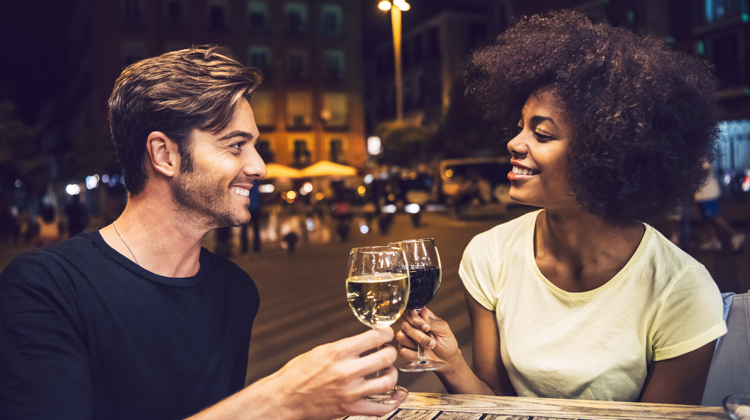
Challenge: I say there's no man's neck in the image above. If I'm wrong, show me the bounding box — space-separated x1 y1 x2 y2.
100 190 209 278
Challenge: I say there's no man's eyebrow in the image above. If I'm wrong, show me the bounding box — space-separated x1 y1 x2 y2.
217 130 256 141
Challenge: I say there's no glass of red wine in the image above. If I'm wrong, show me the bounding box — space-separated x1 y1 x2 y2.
389 238 446 372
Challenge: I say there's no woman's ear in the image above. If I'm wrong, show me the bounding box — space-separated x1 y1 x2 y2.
145 131 179 178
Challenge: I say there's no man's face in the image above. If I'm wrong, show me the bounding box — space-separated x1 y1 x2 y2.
171 100 266 228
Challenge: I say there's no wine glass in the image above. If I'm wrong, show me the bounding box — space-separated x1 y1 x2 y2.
389 238 446 372
346 246 410 404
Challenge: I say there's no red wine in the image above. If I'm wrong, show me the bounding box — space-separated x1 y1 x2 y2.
407 266 441 309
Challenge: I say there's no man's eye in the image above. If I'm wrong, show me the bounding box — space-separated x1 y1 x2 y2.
231 141 246 150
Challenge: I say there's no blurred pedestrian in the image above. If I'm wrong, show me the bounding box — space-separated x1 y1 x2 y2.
65 194 89 238
694 161 745 252
240 182 261 254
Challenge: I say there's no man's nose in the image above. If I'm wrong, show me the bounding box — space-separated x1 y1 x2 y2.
244 149 267 179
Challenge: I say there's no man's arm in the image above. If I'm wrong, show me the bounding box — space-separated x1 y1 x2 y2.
0 283 95 419
187 328 401 420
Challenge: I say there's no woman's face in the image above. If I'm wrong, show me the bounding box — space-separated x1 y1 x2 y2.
507 89 576 210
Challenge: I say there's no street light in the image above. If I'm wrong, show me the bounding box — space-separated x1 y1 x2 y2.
378 0 410 122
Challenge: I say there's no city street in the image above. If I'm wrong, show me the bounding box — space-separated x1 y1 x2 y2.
1 206 748 394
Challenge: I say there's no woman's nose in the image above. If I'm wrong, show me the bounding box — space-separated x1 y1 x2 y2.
507 132 528 157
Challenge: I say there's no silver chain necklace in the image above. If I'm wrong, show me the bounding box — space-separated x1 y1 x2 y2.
113 220 140 266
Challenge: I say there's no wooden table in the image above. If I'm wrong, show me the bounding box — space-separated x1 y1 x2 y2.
340 392 726 419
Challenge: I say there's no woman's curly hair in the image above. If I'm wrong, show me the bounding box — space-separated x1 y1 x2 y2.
467 10 719 225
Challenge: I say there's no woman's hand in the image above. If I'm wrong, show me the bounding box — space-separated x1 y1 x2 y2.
396 307 460 366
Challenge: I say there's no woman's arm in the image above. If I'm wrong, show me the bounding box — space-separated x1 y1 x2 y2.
396 288 516 396
457 289 516 396
638 341 715 404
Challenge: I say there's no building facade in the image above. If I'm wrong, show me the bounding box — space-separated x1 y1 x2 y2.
85 0 367 169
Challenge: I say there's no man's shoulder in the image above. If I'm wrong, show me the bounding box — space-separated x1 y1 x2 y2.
0 232 100 288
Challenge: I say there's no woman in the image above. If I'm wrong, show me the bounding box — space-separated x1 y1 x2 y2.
397 10 726 404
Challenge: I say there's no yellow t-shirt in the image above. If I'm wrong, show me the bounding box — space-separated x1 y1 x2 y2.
459 210 727 401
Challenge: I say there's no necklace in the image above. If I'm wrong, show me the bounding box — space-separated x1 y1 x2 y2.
113 220 140 266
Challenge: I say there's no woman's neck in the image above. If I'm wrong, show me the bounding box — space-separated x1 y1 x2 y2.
534 208 645 292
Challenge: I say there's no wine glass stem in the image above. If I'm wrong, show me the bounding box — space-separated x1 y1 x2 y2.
415 308 427 363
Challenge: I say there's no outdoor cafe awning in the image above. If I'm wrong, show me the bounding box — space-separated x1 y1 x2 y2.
299 161 357 178
265 163 303 179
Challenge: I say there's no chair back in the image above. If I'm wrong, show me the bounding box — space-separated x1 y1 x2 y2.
702 292 750 406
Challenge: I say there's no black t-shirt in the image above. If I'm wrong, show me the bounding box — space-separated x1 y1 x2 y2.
0 231 260 420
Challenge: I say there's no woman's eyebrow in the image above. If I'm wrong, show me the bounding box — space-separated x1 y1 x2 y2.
529 115 557 128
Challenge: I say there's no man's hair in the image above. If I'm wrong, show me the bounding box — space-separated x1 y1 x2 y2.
108 45 262 195
467 10 719 225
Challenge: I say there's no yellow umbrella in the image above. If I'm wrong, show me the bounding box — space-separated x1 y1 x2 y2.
300 161 357 177
265 163 303 179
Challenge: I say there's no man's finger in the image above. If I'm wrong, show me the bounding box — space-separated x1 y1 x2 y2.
343 344 397 379
404 309 430 331
332 328 394 358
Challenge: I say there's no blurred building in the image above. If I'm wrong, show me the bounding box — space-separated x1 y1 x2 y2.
366 0 749 191
63 0 367 171
365 1 512 131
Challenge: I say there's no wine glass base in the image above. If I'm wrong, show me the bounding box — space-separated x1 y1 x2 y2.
400 359 447 373
366 386 409 404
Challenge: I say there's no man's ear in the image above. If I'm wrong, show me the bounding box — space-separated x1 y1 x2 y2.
145 131 179 178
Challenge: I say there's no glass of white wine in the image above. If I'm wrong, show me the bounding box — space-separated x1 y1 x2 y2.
346 246 410 404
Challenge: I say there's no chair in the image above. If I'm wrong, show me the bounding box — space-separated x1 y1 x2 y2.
702 292 750 406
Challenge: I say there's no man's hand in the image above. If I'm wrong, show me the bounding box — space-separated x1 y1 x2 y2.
252 327 401 420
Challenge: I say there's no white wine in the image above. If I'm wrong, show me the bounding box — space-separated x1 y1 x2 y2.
346 273 409 328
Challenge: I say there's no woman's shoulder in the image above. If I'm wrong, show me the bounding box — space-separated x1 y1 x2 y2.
469 210 539 247
640 224 716 293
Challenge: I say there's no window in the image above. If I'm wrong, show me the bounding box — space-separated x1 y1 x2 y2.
412 34 423 62
427 27 439 57
208 0 229 30
248 46 271 77
286 92 313 128
699 0 746 24
293 140 312 166
329 139 345 163
288 50 308 81
121 40 148 68
122 0 145 26
247 1 268 33
164 42 190 53
251 90 275 127
321 93 348 128
323 50 345 81
285 2 308 34
469 23 486 49
256 139 274 163
165 0 186 27
713 35 742 87
321 4 342 37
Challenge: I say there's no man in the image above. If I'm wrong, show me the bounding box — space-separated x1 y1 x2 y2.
0 46 400 420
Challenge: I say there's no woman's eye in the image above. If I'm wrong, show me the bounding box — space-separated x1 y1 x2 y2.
534 132 553 141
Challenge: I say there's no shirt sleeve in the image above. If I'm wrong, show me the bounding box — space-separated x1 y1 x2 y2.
0 257 95 420
651 263 727 361
459 232 499 311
